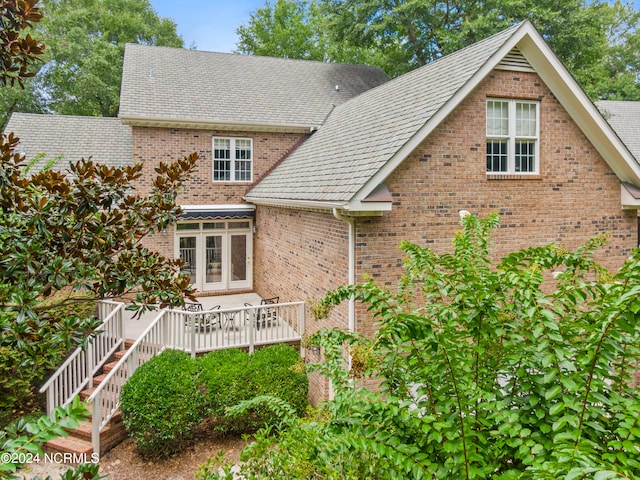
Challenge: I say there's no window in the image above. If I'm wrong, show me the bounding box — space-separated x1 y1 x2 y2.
213 137 253 182
486 99 539 174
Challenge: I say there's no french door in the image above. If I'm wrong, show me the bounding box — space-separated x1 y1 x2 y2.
176 221 252 292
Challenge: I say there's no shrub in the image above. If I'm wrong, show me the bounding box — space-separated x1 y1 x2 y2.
249 344 308 415
120 349 204 458
198 345 307 433
199 214 640 479
198 348 251 420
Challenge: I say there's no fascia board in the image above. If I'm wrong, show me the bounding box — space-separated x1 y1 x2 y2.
119 115 314 134
517 34 640 185
350 24 531 205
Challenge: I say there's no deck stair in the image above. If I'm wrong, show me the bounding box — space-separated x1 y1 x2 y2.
44 340 135 456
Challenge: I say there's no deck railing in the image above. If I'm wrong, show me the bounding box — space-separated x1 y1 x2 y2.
166 301 305 356
39 300 124 414
88 301 304 454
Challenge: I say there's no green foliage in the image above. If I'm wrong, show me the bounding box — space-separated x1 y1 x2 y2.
249 344 308 416
120 349 205 458
122 345 308 458
0 133 197 416
199 348 252 421
199 344 308 434
240 0 640 99
0 0 44 88
215 214 640 479
0 397 96 480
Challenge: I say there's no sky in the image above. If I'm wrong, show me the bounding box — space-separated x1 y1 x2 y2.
149 0 264 53
149 0 640 54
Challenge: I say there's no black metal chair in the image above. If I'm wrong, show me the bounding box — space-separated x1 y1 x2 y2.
197 305 222 332
244 296 279 330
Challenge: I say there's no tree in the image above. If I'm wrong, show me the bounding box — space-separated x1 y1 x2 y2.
0 0 183 125
201 214 640 479
236 0 385 68
238 0 640 99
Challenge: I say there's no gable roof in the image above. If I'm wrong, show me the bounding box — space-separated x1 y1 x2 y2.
119 44 390 132
597 101 640 162
246 21 640 212
4 113 132 171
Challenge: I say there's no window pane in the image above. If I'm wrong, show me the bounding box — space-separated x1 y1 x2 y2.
516 103 536 137
214 138 230 159
176 223 200 230
486 141 508 172
487 100 509 136
213 138 231 181
179 236 197 285
205 236 223 283
228 221 250 229
203 222 225 230
213 160 231 181
515 141 536 172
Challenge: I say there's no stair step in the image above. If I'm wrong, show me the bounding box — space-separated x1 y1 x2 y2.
79 387 95 400
114 349 128 360
44 435 93 456
124 338 136 348
102 360 119 373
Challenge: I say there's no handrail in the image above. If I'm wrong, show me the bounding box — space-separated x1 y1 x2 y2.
39 300 124 414
88 300 306 454
89 308 167 454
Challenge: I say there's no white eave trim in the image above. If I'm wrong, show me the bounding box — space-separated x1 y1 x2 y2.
351 21 640 205
621 184 640 210
119 115 316 134
245 195 392 215
352 24 531 204
181 204 255 213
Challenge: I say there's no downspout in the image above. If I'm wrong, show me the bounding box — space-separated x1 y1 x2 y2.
333 208 356 361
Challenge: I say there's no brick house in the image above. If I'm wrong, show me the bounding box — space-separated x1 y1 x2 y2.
7 21 640 404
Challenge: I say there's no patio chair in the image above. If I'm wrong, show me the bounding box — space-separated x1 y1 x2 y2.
244 296 279 330
197 305 222 332
183 302 223 331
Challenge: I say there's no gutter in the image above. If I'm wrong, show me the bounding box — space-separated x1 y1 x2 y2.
332 208 356 340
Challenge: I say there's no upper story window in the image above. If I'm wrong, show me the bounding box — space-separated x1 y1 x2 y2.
486 99 539 174
213 137 253 182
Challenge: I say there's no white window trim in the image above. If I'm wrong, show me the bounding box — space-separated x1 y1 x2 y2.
212 136 254 183
486 99 540 175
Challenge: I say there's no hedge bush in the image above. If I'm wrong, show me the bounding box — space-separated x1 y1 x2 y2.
198 348 251 419
120 349 204 458
249 344 308 415
198 344 308 433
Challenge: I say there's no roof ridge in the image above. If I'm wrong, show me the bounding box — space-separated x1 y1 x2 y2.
124 42 387 72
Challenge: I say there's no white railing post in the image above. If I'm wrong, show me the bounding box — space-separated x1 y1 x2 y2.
190 314 196 359
86 340 95 381
92 390 101 455
298 303 305 358
248 307 255 354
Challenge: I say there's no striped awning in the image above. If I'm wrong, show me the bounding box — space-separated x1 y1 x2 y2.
179 204 255 220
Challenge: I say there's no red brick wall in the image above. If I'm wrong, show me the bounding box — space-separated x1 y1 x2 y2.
253 205 350 404
131 126 306 259
354 69 637 338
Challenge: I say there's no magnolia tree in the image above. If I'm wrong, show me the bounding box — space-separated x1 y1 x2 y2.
0 2 196 476
202 214 640 479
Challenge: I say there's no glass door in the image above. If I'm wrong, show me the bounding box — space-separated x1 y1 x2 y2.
175 221 252 292
178 236 197 286
229 233 251 289
203 234 224 290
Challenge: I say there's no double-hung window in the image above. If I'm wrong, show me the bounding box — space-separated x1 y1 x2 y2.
213 137 253 182
486 99 539 174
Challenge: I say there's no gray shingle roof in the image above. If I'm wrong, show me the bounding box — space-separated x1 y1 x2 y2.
119 44 390 128
597 100 640 162
246 23 522 204
4 113 132 171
